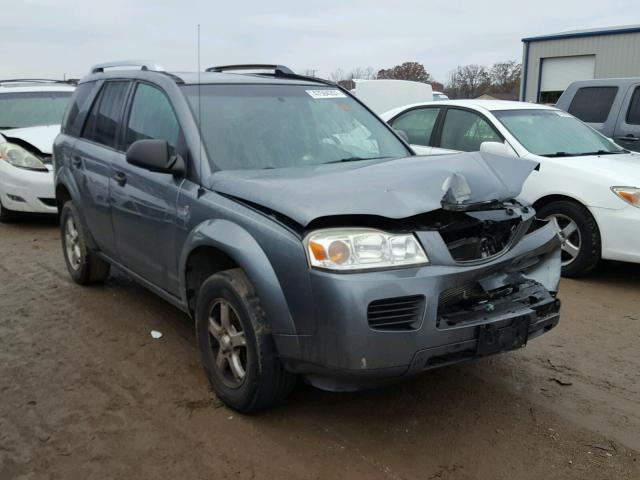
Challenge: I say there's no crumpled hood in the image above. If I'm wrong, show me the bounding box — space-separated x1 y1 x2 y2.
0 125 61 155
209 151 539 227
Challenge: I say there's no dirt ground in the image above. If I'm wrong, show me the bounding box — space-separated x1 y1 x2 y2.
1 218 639 480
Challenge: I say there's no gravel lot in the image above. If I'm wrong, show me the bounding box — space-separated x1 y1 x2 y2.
1 218 639 480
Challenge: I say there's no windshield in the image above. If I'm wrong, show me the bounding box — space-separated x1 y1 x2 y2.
182 84 410 170
0 91 73 129
493 109 624 157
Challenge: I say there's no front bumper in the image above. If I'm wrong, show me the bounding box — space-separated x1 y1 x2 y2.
591 205 640 264
277 222 561 391
0 162 56 214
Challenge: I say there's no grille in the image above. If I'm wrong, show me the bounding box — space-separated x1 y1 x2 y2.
440 218 521 262
367 295 425 330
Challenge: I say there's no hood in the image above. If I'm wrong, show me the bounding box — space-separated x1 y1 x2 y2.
0 125 61 155
209 151 539 227
534 152 640 185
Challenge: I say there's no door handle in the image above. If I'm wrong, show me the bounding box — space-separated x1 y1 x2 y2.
72 156 82 167
113 171 127 187
616 135 640 142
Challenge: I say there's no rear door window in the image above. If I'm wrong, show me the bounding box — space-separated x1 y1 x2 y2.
625 87 640 125
439 108 501 152
567 86 618 123
81 81 130 149
124 83 180 155
389 107 440 146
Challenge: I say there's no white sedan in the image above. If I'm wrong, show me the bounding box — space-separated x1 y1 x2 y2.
382 100 640 276
0 79 75 222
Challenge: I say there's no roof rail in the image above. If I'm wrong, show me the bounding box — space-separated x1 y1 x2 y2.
90 60 165 74
0 78 77 85
205 64 295 75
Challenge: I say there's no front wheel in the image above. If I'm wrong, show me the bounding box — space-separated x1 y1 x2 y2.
60 201 110 284
195 269 296 412
536 200 601 277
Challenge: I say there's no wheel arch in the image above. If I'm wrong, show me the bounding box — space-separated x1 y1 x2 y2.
532 193 600 229
179 219 298 339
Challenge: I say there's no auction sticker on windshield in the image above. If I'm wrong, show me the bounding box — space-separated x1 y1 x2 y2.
306 89 347 99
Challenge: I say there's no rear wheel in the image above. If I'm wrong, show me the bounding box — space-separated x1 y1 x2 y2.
60 201 110 284
195 268 296 412
537 200 601 277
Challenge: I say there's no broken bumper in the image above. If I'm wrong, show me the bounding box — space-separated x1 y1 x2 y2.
278 222 561 391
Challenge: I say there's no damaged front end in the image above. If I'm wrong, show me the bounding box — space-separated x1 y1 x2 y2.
210 152 562 389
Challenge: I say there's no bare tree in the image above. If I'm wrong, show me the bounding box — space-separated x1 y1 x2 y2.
350 67 376 80
489 61 521 94
328 69 347 83
445 64 490 99
377 62 433 83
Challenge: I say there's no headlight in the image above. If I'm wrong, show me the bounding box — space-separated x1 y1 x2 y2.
0 142 47 171
612 187 640 208
305 228 429 271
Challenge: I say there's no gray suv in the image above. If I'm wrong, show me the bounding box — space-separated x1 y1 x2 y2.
54 61 562 412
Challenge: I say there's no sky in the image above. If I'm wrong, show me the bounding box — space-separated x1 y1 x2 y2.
2 0 638 83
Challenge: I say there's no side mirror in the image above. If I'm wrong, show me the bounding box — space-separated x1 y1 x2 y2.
480 141 516 157
126 139 185 176
394 129 410 143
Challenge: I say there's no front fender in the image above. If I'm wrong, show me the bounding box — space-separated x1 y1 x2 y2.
179 219 298 338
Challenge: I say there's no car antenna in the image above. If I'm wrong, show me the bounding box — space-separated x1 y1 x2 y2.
197 24 205 196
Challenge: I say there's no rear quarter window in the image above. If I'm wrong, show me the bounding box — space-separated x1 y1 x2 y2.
62 82 99 136
568 86 618 123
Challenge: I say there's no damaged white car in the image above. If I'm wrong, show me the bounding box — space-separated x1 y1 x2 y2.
0 79 75 221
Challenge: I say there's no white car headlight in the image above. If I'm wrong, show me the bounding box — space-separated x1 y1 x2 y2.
305 228 429 271
611 187 640 208
0 142 47 171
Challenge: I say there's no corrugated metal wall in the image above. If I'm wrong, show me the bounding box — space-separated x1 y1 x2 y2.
521 32 640 102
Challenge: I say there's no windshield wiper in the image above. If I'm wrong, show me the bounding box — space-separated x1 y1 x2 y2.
574 150 627 156
325 156 393 164
541 152 572 158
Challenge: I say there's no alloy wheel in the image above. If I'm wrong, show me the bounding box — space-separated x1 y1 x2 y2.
547 214 581 267
208 299 248 388
64 217 82 271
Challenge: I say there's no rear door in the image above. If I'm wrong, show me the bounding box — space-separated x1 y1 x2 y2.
387 106 441 154
72 80 131 257
613 84 640 152
110 82 186 293
433 107 503 153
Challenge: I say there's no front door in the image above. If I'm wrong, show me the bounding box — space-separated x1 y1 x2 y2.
110 82 185 294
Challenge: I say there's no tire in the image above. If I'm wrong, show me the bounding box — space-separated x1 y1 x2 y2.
536 200 601 278
195 268 296 413
0 201 19 223
60 201 110 285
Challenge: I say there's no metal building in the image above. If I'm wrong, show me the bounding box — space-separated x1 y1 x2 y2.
520 24 640 103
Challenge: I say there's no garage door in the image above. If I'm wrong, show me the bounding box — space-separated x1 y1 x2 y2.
539 55 595 103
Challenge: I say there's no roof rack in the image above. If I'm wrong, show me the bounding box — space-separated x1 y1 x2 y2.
0 78 77 86
90 60 165 74
205 64 295 75
204 64 340 90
